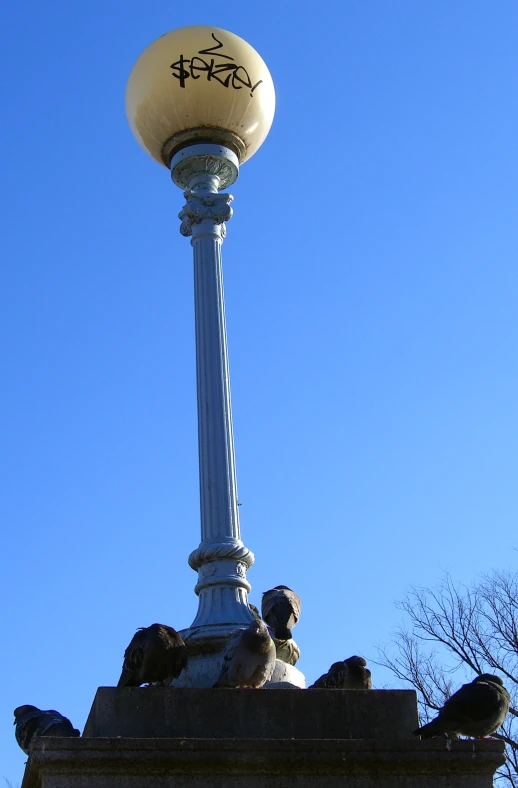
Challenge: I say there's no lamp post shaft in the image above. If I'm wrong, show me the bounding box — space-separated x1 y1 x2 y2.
192 212 240 544
172 148 254 677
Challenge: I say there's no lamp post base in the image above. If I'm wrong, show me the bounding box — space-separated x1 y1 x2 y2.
172 623 305 688
171 653 306 689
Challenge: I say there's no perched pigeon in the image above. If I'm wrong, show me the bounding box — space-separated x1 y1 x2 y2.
261 585 301 640
214 620 276 688
13 705 80 754
414 674 510 739
249 604 262 621
117 623 187 687
308 656 372 689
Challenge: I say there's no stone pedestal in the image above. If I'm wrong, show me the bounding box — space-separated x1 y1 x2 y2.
21 687 505 788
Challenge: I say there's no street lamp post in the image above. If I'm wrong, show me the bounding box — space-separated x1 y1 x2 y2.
126 26 304 687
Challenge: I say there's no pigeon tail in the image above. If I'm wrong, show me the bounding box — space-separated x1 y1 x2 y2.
413 720 447 739
117 670 137 688
47 723 80 738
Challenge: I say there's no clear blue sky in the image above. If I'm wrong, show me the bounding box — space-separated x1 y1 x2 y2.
2 0 518 780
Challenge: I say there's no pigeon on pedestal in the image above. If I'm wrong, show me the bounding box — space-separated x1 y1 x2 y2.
14 705 80 754
214 620 276 688
117 623 187 687
261 585 301 640
414 674 510 739
309 655 372 689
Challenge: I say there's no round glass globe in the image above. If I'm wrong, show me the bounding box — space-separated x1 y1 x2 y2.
125 26 275 167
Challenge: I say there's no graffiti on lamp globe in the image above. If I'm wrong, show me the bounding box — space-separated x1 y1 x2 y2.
170 33 263 96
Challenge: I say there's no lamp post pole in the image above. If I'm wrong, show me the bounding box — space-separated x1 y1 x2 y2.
171 145 255 664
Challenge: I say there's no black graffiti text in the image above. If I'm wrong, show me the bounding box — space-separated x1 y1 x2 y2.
170 33 263 97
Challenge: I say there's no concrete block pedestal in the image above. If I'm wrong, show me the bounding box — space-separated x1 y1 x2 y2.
21 688 506 788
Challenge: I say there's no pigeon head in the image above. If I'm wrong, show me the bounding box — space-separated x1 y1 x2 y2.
328 661 347 673
345 655 367 667
14 705 39 722
241 619 275 656
249 619 269 636
474 674 504 686
262 585 293 595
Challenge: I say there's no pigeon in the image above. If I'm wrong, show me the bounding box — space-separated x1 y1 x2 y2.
213 620 276 688
308 656 372 689
117 623 187 687
261 585 301 640
13 705 80 754
249 604 262 621
413 674 510 739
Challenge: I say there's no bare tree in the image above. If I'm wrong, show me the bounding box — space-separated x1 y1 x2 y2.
377 570 518 787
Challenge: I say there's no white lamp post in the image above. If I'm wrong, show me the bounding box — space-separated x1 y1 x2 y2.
126 26 303 687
